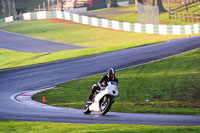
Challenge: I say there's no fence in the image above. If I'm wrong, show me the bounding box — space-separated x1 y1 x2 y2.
163 0 198 3
169 0 200 22
0 11 200 35
169 11 200 21
137 3 160 24
169 0 199 12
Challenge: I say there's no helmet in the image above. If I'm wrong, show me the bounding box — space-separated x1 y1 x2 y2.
107 68 116 78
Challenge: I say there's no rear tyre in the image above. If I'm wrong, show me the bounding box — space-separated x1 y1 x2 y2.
83 99 91 114
99 95 112 115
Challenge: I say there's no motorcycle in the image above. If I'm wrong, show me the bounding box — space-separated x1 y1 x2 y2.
83 81 119 115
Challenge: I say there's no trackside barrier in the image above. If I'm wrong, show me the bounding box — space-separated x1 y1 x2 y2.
1 11 200 35
5 16 14 23
0 18 5 23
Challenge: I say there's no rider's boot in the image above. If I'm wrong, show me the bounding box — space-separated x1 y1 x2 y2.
88 86 96 101
87 84 98 102
88 95 93 101
87 95 93 104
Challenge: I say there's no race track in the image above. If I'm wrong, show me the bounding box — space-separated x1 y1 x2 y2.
0 30 200 126
0 30 86 53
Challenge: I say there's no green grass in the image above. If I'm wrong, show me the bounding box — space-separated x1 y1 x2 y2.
0 121 200 133
0 20 193 70
97 11 197 25
94 3 200 25
89 4 136 12
0 2 199 130
32 48 200 115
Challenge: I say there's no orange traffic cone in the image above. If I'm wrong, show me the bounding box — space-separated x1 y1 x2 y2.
42 96 46 102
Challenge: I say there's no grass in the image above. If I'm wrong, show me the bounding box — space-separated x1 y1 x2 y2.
94 3 200 25
32 48 200 115
0 2 199 130
89 3 136 12
0 19 194 70
0 120 200 133
0 3 199 116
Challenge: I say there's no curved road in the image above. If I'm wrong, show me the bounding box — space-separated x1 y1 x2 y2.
0 31 200 126
0 30 86 53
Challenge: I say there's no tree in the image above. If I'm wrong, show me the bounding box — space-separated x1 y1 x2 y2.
198 0 200 8
156 0 167 12
109 0 119 7
138 0 143 4
152 0 167 13
1 0 5 18
137 0 167 13
0 0 16 18
135 0 143 11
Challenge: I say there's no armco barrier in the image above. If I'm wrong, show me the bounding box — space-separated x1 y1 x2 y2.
1 11 200 35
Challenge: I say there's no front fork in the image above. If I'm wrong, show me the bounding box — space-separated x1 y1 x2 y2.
102 95 115 104
111 97 115 103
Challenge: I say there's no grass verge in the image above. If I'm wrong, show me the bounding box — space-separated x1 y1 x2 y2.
0 19 194 70
0 121 200 133
95 4 200 25
32 48 200 115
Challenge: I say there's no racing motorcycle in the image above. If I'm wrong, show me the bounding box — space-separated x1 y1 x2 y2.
83 81 119 115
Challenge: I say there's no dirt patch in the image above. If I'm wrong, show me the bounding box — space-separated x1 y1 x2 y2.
78 10 137 17
46 18 80 25
45 18 132 33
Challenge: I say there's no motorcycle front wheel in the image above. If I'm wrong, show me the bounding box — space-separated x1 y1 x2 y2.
82 99 91 114
99 95 112 115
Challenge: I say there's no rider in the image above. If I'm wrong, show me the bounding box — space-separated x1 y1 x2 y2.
88 68 118 101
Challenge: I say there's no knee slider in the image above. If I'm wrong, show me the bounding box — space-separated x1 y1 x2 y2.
92 84 98 89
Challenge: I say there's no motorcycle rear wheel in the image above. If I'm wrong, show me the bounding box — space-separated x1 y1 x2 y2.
100 95 112 115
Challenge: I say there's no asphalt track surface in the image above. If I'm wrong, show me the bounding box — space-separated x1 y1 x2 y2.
0 30 86 53
0 31 200 126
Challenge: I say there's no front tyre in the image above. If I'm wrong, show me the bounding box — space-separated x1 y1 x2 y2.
83 99 91 114
100 95 112 115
